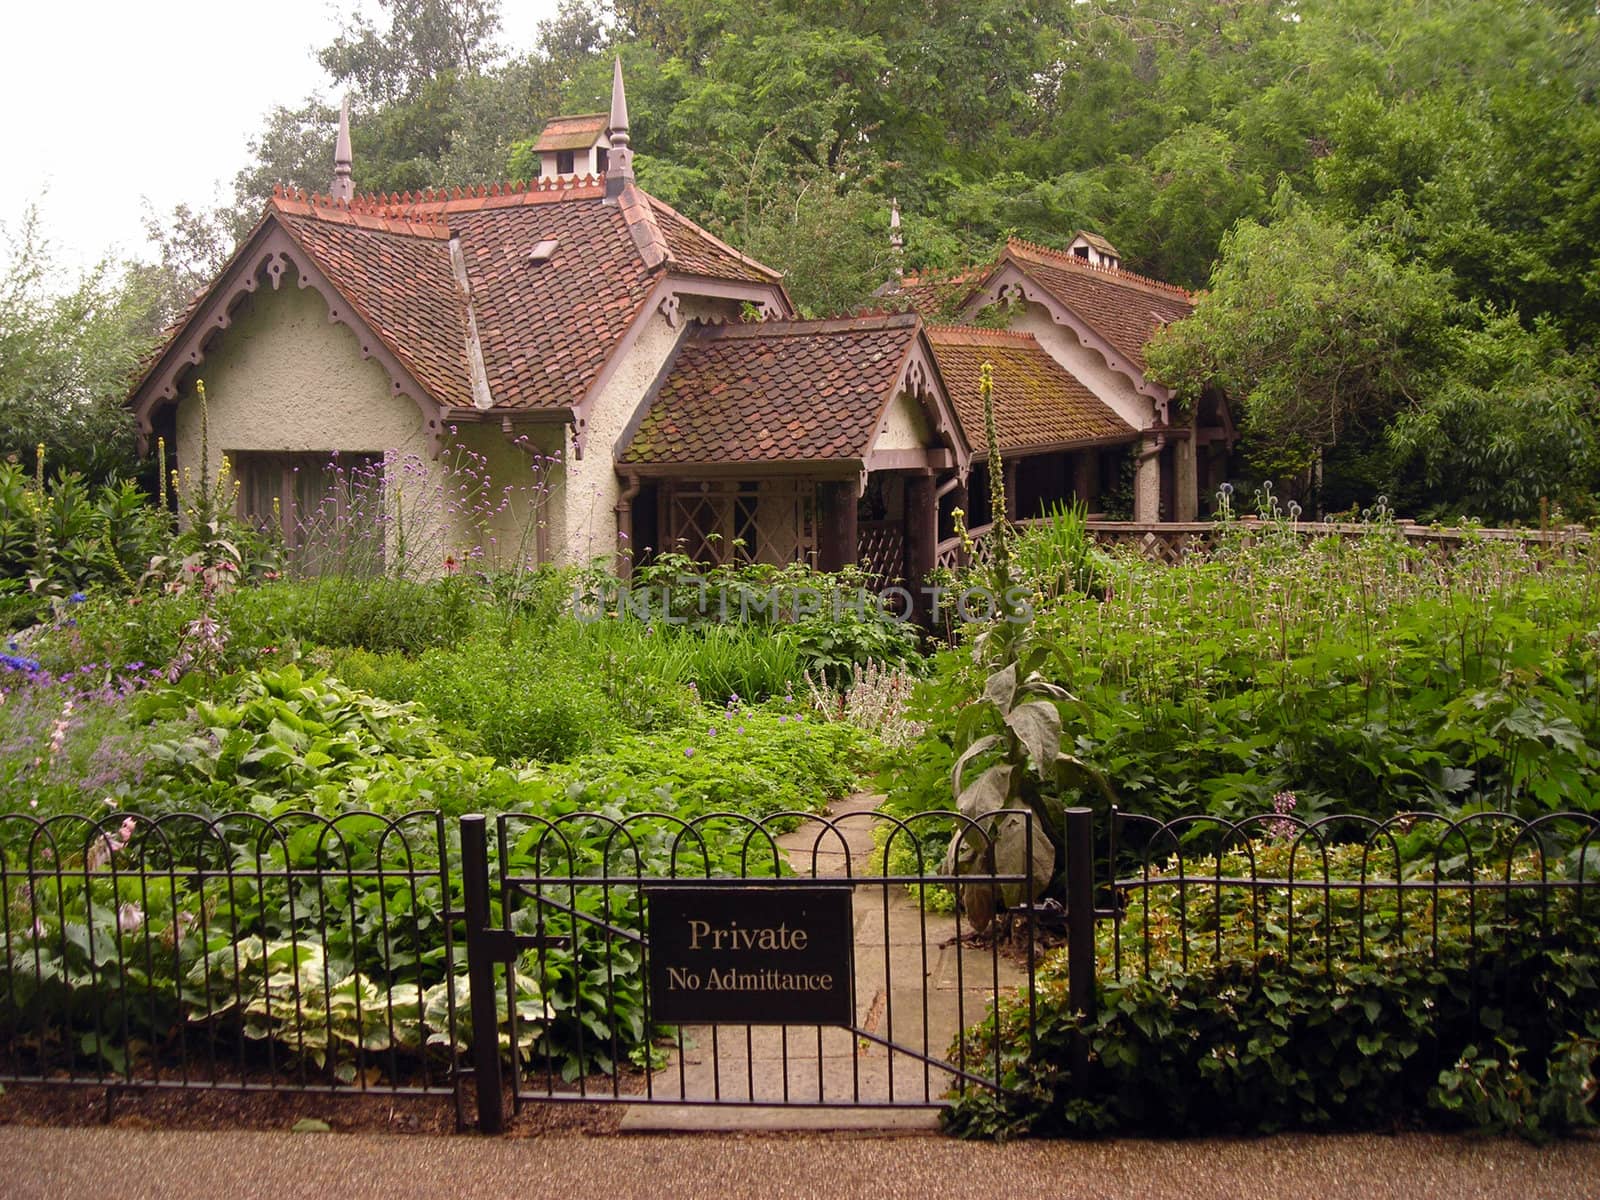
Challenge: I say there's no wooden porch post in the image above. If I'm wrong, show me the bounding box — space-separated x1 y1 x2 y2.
817 479 858 572
1174 422 1199 522
1003 459 1020 522
903 473 937 625
1072 451 1099 508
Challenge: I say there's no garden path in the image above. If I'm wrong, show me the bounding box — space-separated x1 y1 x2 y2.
620 793 1025 1131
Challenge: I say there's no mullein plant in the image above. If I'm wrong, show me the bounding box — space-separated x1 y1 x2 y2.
941 362 1116 932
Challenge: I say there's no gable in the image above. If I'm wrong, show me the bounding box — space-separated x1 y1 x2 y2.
873 390 933 452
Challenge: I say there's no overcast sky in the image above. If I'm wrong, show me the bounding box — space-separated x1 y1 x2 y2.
1 0 558 278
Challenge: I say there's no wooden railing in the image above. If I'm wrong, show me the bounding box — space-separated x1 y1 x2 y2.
934 518 1593 571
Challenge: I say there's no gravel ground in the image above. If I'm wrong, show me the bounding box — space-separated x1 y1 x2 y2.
5 1126 1598 1200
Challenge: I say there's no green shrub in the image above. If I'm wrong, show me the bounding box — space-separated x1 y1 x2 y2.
321 646 427 702
587 555 922 685
533 702 869 821
946 839 1600 1140
128 666 511 817
0 459 166 610
575 617 803 706
28 590 202 677
890 525 1600 830
225 577 479 657
411 635 609 763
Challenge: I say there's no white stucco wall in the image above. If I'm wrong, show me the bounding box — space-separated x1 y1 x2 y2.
1012 306 1155 432
874 389 933 451
446 422 563 570
174 279 456 571
559 294 742 566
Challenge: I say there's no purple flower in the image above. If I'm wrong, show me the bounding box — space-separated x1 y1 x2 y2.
684 747 695 758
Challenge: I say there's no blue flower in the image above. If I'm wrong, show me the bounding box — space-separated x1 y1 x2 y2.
68 592 87 604
0 653 42 674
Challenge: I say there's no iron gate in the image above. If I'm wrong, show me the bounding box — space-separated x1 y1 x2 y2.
459 804 1039 1131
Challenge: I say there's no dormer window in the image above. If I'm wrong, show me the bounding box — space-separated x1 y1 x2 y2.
531 112 612 181
1068 230 1121 271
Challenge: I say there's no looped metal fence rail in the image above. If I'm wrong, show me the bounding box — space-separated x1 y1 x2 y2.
2 803 1595 1131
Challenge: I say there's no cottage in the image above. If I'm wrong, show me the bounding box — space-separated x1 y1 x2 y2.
128 62 1224 603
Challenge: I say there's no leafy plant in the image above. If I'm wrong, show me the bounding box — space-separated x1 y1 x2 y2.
947 838 1600 1140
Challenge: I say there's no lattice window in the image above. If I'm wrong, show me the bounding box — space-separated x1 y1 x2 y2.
665 481 815 567
857 520 906 587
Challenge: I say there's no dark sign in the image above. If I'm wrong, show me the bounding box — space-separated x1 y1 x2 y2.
645 886 853 1025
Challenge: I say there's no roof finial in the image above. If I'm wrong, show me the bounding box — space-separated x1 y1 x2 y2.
890 197 904 275
331 95 354 203
604 56 634 204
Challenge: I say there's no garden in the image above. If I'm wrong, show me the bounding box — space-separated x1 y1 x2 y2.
1 418 1597 1137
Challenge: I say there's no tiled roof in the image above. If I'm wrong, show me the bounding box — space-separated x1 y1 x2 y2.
649 197 782 283
141 177 786 416
891 240 1191 376
619 313 922 466
446 190 658 409
1003 239 1191 374
533 113 608 152
925 326 1134 455
274 210 473 408
893 268 985 321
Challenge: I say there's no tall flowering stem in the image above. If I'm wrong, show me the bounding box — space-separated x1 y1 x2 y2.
982 362 1011 575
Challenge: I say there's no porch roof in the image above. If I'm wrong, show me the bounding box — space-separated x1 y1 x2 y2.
617 312 962 469
925 325 1136 455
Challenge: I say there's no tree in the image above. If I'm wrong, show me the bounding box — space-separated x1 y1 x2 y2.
318 0 504 104
0 209 159 482
1149 190 1456 455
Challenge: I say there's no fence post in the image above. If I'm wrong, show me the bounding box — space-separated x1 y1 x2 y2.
1064 806 1097 1092
460 814 504 1134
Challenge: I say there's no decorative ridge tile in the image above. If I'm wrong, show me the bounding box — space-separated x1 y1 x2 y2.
925 324 1039 346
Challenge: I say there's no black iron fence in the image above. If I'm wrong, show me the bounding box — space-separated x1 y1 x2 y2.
0 804 1035 1130
4 803 1595 1132
1097 808 1600 978
0 809 459 1103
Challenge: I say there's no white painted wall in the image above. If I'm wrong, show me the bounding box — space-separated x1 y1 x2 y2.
874 389 933 450
1011 305 1154 432
174 279 455 570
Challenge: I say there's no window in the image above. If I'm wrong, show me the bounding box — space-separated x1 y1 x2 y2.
232 450 385 575
595 147 609 175
556 149 575 175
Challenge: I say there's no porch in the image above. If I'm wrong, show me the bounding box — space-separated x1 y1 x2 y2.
622 470 946 610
